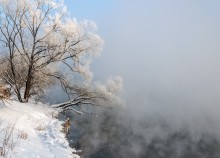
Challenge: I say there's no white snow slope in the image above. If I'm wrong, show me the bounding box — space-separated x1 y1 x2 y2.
0 100 79 158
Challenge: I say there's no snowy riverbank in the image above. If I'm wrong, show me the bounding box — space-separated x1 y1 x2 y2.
0 100 79 158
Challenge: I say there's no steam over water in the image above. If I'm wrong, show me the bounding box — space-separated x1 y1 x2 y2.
65 106 220 158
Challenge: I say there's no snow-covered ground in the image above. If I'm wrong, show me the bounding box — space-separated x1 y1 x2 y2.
0 100 79 158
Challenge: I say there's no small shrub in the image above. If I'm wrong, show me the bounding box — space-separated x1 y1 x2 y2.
0 85 10 100
0 122 19 158
63 118 71 134
36 124 46 131
18 130 28 140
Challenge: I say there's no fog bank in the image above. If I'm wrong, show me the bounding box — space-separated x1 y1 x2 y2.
61 1 220 157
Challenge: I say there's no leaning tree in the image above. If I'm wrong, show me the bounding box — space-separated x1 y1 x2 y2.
0 0 123 113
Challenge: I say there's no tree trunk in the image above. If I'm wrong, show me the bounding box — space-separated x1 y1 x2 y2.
9 58 23 102
24 77 31 102
16 88 23 102
24 66 32 102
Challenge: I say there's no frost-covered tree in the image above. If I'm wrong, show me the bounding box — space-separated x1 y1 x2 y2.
0 0 122 111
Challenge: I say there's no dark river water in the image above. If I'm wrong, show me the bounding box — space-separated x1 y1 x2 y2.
59 108 220 158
